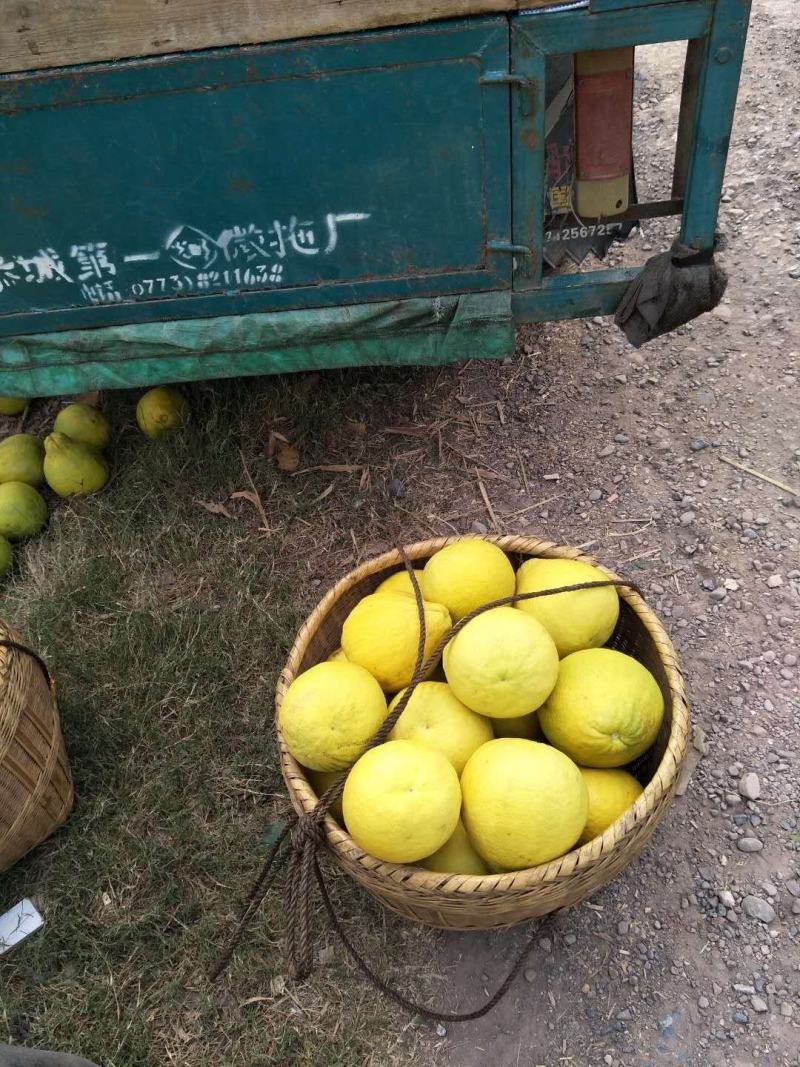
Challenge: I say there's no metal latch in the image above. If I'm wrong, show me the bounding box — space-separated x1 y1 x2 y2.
487 241 532 255
480 71 538 116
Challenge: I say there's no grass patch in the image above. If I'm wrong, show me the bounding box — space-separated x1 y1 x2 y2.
0 371 443 1066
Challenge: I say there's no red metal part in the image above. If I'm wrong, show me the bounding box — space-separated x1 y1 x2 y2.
576 66 634 181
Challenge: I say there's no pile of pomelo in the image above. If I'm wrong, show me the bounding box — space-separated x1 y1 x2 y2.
0 387 189 578
280 539 665 874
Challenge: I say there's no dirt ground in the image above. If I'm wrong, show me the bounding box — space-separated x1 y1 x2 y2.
434 4 800 1064
1 1 798 1065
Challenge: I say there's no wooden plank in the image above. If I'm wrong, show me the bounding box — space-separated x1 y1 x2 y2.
0 0 557 76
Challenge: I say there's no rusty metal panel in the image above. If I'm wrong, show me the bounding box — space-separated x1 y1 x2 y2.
0 19 511 339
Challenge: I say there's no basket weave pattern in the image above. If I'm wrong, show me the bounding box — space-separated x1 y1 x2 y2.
0 621 73 873
276 536 689 930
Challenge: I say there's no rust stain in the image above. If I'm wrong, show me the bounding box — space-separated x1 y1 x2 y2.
520 128 538 150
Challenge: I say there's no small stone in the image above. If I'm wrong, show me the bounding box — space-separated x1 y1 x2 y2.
766 574 783 588
791 899 800 916
617 921 630 935
750 996 768 1014
734 984 756 995
785 880 800 898
588 489 603 502
738 773 761 800
564 933 577 946
617 1008 633 1022
598 444 615 457
733 1011 748 1024
698 996 710 1009
524 967 536 983
470 519 488 534
710 587 727 602
780 1003 794 1018
680 510 696 526
435 1023 447 1037
737 837 763 853
719 890 735 908
539 937 552 953
761 880 778 898
742 896 776 923
690 439 707 451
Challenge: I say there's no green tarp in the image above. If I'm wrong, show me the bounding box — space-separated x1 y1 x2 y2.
0 292 513 397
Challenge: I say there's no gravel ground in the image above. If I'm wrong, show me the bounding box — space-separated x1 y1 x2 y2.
434 3 800 1064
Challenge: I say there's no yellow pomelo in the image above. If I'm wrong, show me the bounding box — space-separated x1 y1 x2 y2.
342 739 461 863
492 711 543 741
421 540 515 622
305 767 345 823
342 592 452 692
43 433 109 497
578 767 643 844
0 397 30 416
389 681 493 774
0 434 45 486
136 386 190 438
461 739 588 870
515 558 619 657
420 818 488 875
279 661 387 772
327 647 348 662
0 535 12 578
443 606 558 718
375 569 424 596
0 481 47 540
53 403 111 450
539 648 664 768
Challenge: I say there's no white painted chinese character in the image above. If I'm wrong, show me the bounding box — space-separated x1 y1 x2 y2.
16 249 73 284
286 217 320 256
217 224 270 263
70 242 117 282
80 280 122 305
267 222 287 259
323 212 371 254
0 258 20 293
165 226 219 271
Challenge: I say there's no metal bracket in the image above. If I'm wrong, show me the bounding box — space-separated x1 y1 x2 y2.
479 71 535 87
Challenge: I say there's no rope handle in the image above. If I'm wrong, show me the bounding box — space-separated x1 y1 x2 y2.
210 552 644 1020
0 638 52 689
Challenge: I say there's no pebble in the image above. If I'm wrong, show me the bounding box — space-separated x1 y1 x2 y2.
680 510 696 526
564 933 577 946
751 995 768 1013
524 967 536 983
766 574 783 588
780 1004 794 1018
617 921 630 935
698 996 710 1009
733 1010 748 1024
690 439 707 451
719 890 735 908
470 520 488 534
588 489 603 502
742 896 776 923
785 880 800 897
737 837 763 853
761 880 778 898
734 984 756 994
738 773 761 800
792 900 800 916
597 444 615 457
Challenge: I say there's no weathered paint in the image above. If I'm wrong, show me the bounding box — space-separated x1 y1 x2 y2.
0 19 511 338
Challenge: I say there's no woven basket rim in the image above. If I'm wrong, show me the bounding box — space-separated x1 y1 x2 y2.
275 534 689 897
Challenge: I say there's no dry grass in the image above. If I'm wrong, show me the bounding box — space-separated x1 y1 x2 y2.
0 369 458 1067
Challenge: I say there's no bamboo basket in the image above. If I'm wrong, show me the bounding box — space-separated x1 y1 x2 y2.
0 621 73 873
276 535 689 930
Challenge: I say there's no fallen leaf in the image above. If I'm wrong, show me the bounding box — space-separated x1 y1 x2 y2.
312 483 334 504
196 500 233 519
276 445 300 472
75 390 101 406
230 490 260 507
359 466 370 491
266 430 290 459
353 422 368 436
269 975 287 997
